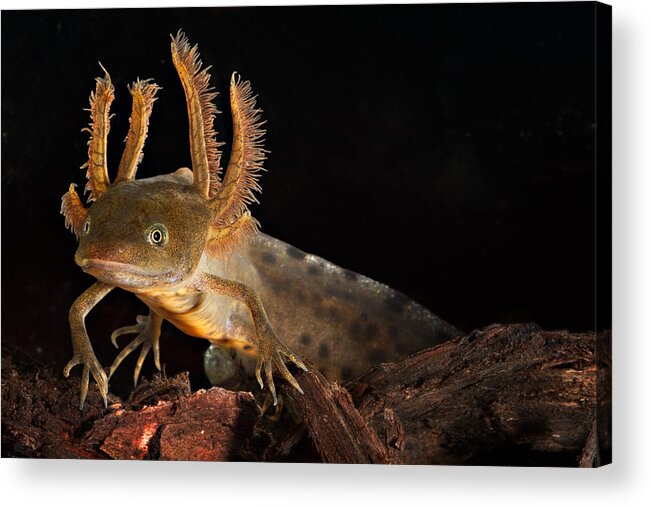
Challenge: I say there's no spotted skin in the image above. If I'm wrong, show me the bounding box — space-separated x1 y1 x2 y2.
202 233 461 385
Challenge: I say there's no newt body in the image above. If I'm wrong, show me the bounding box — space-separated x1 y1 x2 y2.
200 230 460 385
61 32 458 409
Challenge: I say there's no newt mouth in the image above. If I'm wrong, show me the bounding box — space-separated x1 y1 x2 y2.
77 257 152 276
76 257 177 287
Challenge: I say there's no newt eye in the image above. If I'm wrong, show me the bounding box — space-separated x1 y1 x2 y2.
82 218 90 236
146 223 168 246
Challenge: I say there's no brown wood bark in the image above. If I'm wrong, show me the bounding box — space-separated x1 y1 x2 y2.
347 323 609 465
279 363 395 464
1 323 610 466
1 347 260 460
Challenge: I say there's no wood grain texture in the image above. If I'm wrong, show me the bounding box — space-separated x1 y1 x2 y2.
1 323 610 466
349 324 608 466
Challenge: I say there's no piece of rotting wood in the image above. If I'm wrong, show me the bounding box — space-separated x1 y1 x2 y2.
280 362 395 464
348 324 609 466
1 323 610 466
1 346 259 460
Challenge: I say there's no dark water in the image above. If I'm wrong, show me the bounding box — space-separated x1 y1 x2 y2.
1 4 610 393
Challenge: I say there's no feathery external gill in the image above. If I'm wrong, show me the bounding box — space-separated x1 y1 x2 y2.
80 65 114 201
211 73 267 225
61 184 88 239
115 78 161 183
206 210 260 258
170 31 224 198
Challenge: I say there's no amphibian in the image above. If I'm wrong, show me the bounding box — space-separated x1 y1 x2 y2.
61 31 459 409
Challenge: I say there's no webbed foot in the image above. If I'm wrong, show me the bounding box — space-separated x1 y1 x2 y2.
109 312 163 385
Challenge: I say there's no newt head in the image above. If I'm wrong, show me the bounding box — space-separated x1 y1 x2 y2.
61 31 267 290
74 178 212 290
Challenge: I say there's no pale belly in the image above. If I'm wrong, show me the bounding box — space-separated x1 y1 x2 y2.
137 290 255 344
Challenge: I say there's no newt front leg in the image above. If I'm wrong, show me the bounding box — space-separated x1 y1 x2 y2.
191 273 307 405
63 281 114 409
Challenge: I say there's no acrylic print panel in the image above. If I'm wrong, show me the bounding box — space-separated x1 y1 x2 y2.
1 2 611 466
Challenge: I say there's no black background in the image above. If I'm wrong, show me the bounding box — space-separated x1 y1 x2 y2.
1 4 609 393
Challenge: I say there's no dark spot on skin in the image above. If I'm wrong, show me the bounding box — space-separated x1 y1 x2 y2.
368 348 389 363
270 279 290 295
286 245 306 260
364 322 379 339
324 285 339 298
270 280 283 294
300 333 312 346
342 269 358 281
337 289 354 302
361 313 369 321
307 264 321 276
326 306 340 320
349 319 363 336
243 344 253 351
341 367 354 381
388 325 399 336
318 342 330 359
261 252 276 264
294 288 306 302
384 292 410 315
